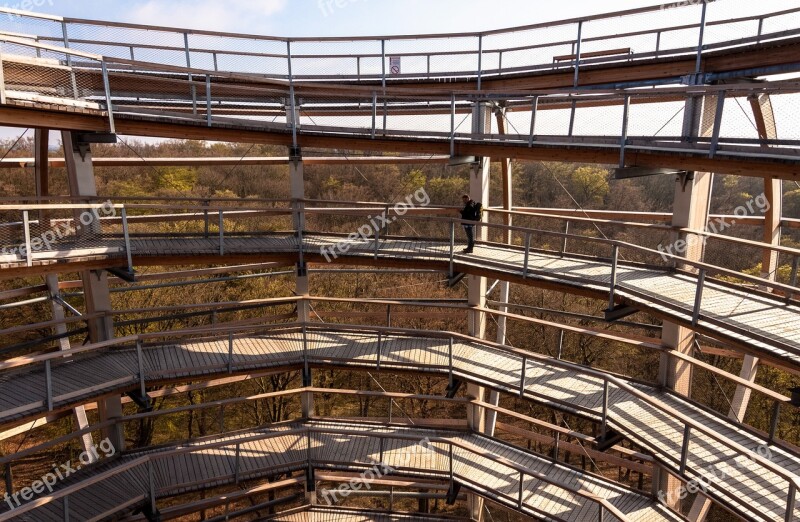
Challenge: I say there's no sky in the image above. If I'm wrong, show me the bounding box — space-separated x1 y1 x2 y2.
12 0 662 37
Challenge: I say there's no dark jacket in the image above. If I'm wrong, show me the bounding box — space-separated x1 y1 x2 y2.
460 200 481 222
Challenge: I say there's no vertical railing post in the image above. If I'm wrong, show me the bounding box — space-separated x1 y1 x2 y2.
374 224 380 260
448 336 454 390
61 22 79 99
522 232 531 279
449 221 455 278
212 52 218 72
695 1 708 74
227 332 234 374
561 221 570 256
757 18 764 44
573 21 583 88
136 340 146 399
709 90 726 158
608 245 619 310
655 31 662 58
518 470 524 508
287 41 298 149
234 443 241 484
528 96 538 147
692 269 706 327
376 332 382 370
205 74 212 127
183 32 197 115
356 56 361 80
121 206 133 273
786 482 797 522
568 98 577 136
679 425 691 474
381 40 387 134
450 93 456 157
476 35 483 91
619 95 630 167
101 61 115 134
519 356 526 398
45 359 53 411
22 210 32 267
371 91 377 139
0 45 6 105
386 304 392 327
600 379 609 439
63 495 69 522
218 210 224 256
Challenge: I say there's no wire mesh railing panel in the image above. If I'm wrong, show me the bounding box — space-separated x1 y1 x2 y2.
572 103 625 137
761 8 800 37
384 36 477 79
483 24 579 74
627 99 685 139
772 93 800 143
0 13 62 41
291 40 376 80
0 42 102 102
719 96 762 141
533 103 572 137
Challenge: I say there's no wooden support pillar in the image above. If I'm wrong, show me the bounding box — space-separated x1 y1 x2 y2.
62 130 124 452
467 102 492 522
749 93 782 283
657 93 716 514
34 129 49 221
484 107 514 438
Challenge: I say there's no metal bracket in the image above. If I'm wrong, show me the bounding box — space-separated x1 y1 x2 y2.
595 428 625 452
289 146 302 164
445 379 463 398
680 73 710 86
125 390 152 411
105 266 137 283
604 304 637 322
677 171 695 192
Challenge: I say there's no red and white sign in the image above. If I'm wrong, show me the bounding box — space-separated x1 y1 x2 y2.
389 56 401 75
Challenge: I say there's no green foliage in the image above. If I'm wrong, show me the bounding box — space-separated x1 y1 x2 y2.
151 167 198 193
569 166 610 207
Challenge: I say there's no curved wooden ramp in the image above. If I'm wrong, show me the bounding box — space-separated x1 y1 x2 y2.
4 234 799 367
0 329 797 521
0 421 678 522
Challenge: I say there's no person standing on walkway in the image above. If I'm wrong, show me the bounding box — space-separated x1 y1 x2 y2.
459 194 482 253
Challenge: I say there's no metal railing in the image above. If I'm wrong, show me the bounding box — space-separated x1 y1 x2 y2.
0 322 797 520
0 418 643 522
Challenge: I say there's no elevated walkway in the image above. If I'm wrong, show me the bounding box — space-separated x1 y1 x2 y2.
2 233 798 368
0 420 680 522
0 328 797 521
